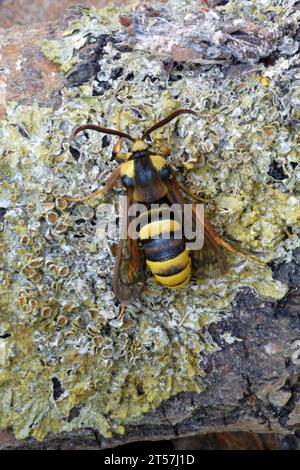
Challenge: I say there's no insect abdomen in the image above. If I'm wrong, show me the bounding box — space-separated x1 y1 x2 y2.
139 213 191 288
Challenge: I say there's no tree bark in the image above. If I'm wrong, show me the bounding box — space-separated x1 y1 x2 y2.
0 1 299 450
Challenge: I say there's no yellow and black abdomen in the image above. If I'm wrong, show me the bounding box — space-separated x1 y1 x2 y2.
139 210 191 288
120 148 191 288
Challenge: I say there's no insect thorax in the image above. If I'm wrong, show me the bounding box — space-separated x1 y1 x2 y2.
120 152 170 189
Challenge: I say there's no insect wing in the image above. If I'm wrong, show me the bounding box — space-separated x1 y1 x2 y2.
113 237 146 302
166 177 228 279
191 214 228 278
113 189 146 303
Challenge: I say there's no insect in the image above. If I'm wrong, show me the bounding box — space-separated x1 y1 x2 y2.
66 109 263 319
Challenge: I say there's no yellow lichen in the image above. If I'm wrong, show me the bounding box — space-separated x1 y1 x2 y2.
0 0 299 442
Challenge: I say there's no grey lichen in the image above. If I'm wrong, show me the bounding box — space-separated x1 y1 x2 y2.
0 0 299 441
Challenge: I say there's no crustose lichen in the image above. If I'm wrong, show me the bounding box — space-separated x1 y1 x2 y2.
0 0 299 441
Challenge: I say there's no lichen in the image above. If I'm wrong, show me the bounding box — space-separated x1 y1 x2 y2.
0 0 299 441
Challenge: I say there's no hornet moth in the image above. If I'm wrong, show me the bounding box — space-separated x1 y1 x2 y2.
65 109 263 319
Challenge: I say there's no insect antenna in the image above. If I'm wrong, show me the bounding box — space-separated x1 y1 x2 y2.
142 108 197 139
72 124 135 142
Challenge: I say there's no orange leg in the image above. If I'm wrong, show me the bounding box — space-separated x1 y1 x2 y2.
170 168 215 206
117 303 126 321
113 109 122 154
113 138 122 154
178 181 215 205
64 165 121 202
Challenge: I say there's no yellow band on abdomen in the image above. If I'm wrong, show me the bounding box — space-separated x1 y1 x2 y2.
139 219 181 240
146 250 189 275
168 276 191 289
154 259 191 287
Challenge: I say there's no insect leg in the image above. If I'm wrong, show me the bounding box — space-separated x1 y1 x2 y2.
64 165 121 202
113 138 122 154
170 168 215 206
113 109 123 154
169 169 215 205
112 111 130 161
117 303 126 321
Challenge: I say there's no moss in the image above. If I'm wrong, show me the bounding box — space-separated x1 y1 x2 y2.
0 0 299 441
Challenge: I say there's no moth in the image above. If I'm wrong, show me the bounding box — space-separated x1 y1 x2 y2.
66 109 262 318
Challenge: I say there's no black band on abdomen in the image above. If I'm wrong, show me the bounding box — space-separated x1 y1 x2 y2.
141 232 185 262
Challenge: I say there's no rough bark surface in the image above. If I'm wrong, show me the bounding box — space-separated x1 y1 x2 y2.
0 0 116 29
0 252 299 449
0 2 300 450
